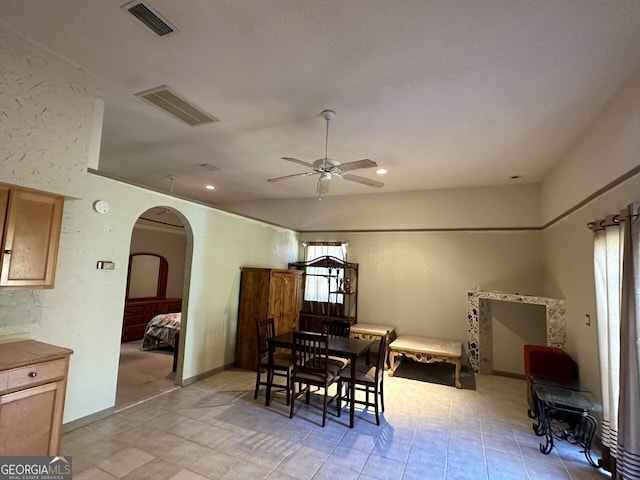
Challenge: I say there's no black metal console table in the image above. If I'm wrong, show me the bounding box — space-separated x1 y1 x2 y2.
532 383 601 468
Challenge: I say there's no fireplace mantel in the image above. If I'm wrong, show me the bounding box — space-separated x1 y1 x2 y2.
467 290 566 374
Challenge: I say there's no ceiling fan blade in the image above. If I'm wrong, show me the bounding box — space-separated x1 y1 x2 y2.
267 171 317 183
281 156 314 168
337 159 377 172
317 176 331 195
342 173 384 188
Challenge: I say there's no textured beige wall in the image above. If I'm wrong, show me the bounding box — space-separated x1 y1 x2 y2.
0 25 96 199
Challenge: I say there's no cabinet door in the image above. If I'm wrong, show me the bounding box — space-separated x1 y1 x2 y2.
268 272 301 334
0 381 64 455
283 273 302 331
0 189 64 287
0 187 8 236
236 268 270 370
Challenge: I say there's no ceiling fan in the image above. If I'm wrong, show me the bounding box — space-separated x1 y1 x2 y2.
268 110 384 197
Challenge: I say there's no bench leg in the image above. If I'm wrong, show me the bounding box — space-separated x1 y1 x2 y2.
454 359 461 389
388 351 402 377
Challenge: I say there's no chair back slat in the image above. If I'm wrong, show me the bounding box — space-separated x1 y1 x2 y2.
376 331 390 376
256 318 276 358
292 331 329 376
321 320 351 338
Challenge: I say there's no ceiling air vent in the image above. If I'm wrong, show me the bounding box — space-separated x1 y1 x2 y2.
123 1 176 37
135 86 220 126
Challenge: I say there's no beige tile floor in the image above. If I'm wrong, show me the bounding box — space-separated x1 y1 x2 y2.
63 369 611 480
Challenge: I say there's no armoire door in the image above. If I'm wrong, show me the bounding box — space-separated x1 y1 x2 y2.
268 271 302 334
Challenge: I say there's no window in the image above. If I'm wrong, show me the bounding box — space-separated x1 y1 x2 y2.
303 242 347 304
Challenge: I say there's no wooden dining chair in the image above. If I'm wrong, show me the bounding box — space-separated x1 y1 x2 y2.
290 331 341 427
337 331 389 425
254 318 293 405
321 319 351 369
321 319 351 337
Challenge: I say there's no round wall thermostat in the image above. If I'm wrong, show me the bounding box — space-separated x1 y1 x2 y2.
93 200 110 214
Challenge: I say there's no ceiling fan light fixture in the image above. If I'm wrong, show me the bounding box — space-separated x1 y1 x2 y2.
205 184 216 190
268 109 384 193
376 168 388 175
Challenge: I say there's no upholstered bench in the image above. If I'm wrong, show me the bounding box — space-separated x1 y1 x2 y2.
349 323 397 369
388 335 462 388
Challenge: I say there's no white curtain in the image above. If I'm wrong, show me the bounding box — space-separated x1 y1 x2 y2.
304 243 347 303
617 203 640 479
594 215 623 464
593 203 640 479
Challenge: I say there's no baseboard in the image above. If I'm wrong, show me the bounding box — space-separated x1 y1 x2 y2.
181 361 236 386
491 370 526 380
63 406 115 433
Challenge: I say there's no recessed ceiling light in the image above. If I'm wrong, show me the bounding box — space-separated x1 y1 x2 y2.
510 175 521 180
205 184 216 190
376 168 388 175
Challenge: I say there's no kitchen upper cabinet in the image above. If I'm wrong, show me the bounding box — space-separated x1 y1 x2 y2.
0 185 64 288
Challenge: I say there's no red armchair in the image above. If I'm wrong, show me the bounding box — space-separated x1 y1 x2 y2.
523 344 579 415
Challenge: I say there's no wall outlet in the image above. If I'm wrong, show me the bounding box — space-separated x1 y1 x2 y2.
585 314 591 326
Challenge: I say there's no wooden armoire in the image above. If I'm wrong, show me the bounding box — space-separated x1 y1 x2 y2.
235 267 303 370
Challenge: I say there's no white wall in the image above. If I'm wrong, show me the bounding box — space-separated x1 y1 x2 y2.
0 24 300 425
219 183 541 231
300 229 544 365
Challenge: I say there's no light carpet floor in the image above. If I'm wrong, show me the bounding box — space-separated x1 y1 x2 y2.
116 341 177 408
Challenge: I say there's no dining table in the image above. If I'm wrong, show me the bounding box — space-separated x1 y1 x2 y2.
266 330 374 428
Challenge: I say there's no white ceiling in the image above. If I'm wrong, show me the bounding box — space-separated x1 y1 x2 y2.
2 1 640 205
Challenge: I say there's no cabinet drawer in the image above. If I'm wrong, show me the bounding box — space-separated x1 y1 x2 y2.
122 324 147 339
0 370 8 391
123 314 146 326
5 359 66 391
125 305 144 315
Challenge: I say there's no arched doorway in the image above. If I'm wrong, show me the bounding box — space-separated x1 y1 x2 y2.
115 206 190 408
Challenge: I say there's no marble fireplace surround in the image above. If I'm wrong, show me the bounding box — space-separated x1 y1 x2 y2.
467 290 566 374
